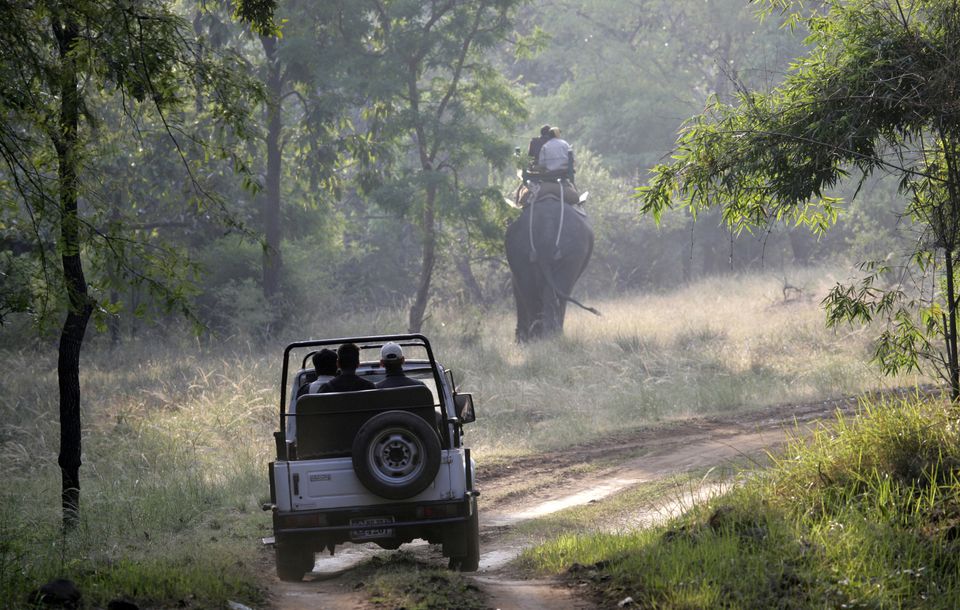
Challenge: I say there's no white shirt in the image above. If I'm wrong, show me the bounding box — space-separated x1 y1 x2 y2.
289 375 334 440
538 137 572 172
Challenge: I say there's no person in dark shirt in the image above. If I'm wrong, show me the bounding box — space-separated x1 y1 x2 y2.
526 124 552 165
375 342 427 389
306 348 338 394
317 343 375 393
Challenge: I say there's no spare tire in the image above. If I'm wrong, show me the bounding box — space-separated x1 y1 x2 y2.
352 410 442 499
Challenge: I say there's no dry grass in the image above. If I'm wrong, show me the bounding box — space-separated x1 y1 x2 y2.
0 343 276 607
410 266 921 456
0 265 925 605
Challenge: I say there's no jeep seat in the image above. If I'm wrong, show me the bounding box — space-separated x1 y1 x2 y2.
294 386 437 460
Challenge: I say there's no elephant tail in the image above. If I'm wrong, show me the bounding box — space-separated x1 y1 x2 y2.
537 257 602 317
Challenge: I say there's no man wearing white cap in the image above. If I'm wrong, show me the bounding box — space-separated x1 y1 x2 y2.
376 342 427 389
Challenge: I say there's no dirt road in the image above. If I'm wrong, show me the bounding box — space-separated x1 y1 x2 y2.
268 393 872 609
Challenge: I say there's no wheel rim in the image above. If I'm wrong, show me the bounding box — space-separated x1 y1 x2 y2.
367 426 425 485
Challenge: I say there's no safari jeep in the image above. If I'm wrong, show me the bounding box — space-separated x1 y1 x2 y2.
264 334 479 581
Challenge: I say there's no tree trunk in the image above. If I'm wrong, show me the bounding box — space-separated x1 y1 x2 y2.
408 183 437 333
108 288 120 346
456 251 484 305
108 196 122 346
788 228 813 266
945 248 959 402
260 35 283 301
53 15 92 530
940 131 960 403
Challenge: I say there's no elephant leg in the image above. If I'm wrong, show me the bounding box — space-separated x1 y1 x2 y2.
539 278 563 337
511 262 543 343
551 263 581 334
512 276 533 342
544 248 590 335
557 300 569 331
526 281 545 341
507 221 539 342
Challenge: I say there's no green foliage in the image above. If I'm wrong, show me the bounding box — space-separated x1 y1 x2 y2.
824 260 944 378
568 149 697 291
512 0 805 177
638 0 960 397
0 1 267 332
359 0 528 180
232 0 278 34
498 0 818 282
525 395 960 608
351 0 530 329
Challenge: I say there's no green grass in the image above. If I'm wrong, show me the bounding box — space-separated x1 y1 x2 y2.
521 395 960 608
0 266 923 607
0 343 275 607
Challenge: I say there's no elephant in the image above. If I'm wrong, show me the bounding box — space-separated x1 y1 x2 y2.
505 191 598 342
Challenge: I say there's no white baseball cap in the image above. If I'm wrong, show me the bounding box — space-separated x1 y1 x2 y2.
380 342 403 361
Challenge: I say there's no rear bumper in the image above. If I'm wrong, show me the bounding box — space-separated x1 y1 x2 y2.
275 514 467 535
273 494 476 548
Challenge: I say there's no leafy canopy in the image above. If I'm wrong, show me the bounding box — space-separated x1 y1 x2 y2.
0 1 267 329
636 0 960 392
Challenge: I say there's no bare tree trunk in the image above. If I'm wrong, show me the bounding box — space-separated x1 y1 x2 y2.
456 251 484 304
406 55 435 334
53 15 92 530
260 35 283 301
108 197 122 346
945 248 959 402
941 131 960 402
408 183 436 332
788 229 813 266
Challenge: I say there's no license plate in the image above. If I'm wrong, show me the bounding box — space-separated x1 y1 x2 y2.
350 516 395 540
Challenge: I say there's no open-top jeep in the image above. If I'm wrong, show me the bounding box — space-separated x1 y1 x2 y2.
265 334 480 581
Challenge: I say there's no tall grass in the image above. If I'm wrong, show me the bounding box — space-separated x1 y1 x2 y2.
523 395 960 608
0 266 920 605
416 266 917 455
0 341 276 607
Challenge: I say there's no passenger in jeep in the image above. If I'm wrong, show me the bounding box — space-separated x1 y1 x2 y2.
315 343 375 393
375 342 427 389
306 348 338 394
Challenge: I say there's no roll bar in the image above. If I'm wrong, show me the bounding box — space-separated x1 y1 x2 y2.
278 334 443 439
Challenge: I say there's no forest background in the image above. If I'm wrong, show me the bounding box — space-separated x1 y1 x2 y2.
3 1 947 605
1 0 910 348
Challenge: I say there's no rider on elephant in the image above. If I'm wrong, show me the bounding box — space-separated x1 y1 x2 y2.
526 124 553 164
518 126 579 207
537 127 575 184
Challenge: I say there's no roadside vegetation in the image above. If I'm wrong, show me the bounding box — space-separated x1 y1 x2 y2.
522 395 960 608
356 553 487 610
0 345 275 607
0 267 912 606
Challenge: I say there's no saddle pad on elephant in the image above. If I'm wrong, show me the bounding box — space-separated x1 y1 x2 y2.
519 181 579 206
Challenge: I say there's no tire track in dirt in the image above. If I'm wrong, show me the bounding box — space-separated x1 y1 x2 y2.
268 389 920 609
